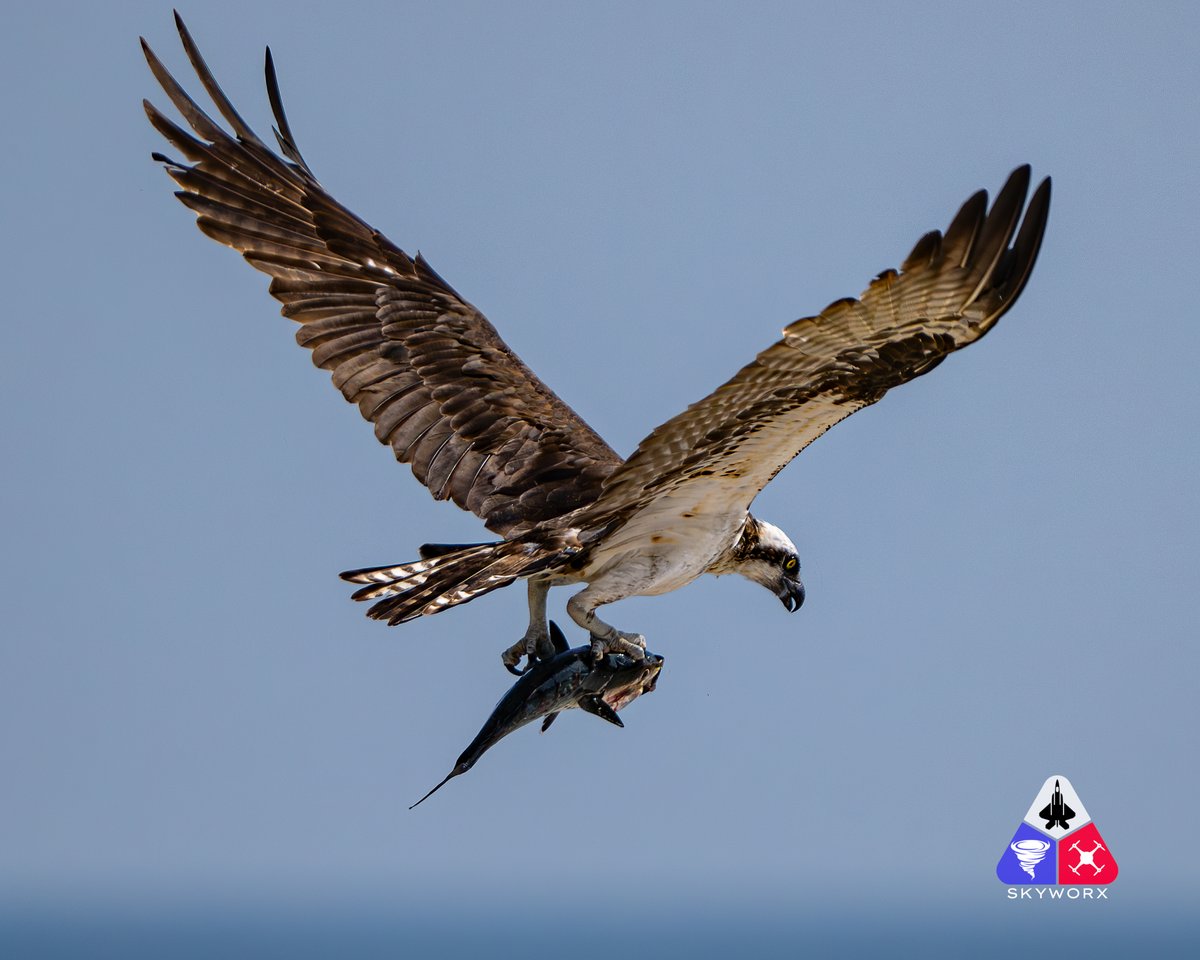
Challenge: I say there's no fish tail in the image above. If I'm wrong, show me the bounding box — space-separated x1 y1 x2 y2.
409 768 459 810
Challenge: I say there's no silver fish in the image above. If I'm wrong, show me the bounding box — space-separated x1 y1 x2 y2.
411 622 663 808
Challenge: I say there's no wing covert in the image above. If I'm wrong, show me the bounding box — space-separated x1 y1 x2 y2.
593 167 1051 520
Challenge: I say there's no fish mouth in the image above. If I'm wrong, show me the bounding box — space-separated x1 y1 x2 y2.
625 656 663 693
603 654 664 709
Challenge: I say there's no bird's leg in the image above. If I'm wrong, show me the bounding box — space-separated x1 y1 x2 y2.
566 589 647 663
501 579 553 676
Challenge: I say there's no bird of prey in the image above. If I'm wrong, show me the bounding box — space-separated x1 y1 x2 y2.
142 15 1050 674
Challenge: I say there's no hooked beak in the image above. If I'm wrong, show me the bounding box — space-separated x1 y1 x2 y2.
777 576 805 613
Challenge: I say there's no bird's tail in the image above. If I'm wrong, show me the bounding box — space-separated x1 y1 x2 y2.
340 540 565 626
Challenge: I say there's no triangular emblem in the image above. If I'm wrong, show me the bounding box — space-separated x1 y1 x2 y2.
996 775 1118 885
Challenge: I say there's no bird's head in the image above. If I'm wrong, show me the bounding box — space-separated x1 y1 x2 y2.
720 515 805 612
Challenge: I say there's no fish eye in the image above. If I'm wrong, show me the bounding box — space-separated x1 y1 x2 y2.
784 556 798 572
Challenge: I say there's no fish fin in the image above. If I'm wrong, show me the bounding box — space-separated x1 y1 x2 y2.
541 712 559 733
579 695 623 728
547 620 569 655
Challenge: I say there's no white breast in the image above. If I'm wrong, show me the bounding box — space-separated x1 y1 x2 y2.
579 483 747 599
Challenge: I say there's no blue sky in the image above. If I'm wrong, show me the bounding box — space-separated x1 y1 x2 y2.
2 2 1197 956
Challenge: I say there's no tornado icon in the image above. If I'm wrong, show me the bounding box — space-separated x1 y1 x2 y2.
1010 838 1051 879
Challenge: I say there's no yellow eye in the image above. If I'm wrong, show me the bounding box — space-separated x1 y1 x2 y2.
784 557 798 572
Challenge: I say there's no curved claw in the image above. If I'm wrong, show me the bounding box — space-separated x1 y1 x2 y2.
590 632 648 663
502 622 566 675
501 638 530 676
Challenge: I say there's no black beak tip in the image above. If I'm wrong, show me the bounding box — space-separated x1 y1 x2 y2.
780 580 805 613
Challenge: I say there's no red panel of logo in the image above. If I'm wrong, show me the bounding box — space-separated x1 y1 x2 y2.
1057 822 1118 885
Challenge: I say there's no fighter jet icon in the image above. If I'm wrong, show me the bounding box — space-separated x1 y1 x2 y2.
1039 779 1076 831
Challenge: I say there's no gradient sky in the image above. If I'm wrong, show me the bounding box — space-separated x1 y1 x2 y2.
3 2 1197 956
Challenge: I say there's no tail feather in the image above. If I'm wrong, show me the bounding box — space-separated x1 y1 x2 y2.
339 540 566 626
343 544 496 601
367 549 510 625
417 542 491 560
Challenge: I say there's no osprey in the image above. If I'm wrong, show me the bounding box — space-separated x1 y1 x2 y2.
143 16 1050 674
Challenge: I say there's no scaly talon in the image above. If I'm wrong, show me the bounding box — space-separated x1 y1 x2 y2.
501 625 555 676
531 633 556 662
501 639 530 676
590 630 648 663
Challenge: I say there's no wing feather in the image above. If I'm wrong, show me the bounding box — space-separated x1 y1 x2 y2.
143 16 619 537
592 168 1051 520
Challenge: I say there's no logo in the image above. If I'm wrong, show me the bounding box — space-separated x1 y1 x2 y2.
996 775 1118 889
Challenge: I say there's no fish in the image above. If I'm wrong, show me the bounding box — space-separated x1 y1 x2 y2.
410 621 664 808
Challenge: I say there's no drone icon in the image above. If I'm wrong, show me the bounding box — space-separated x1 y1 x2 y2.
1068 839 1106 877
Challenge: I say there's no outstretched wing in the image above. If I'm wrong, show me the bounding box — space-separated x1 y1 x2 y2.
142 14 619 538
594 167 1050 520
